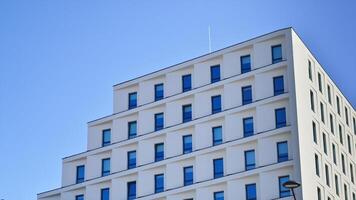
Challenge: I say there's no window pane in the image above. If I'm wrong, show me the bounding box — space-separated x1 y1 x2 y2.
279 176 291 197
242 86 252 105
76 195 84 200
213 158 224 178
277 141 288 162
155 174 164 193
272 45 282 63
243 117 254 137
214 191 224 200
183 135 192 154
212 126 223 146
155 83 164 101
76 165 85 183
245 150 255 170
128 92 137 109
155 143 164 162
273 76 284 95
102 129 111 147
102 158 110 176
127 151 136 169
246 184 257 200
182 104 192 122
210 65 221 83
155 113 164 131
128 121 137 139
241 55 251 74
127 181 136 200
184 166 193 186
182 74 192 92
211 95 222 114
101 188 109 200
275 108 286 128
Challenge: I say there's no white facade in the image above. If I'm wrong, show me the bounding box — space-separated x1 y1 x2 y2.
38 28 356 200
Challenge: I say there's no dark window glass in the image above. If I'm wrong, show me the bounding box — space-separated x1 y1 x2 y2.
211 95 222 114
275 108 286 128
214 191 224 200
327 85 332 104
317 187 321 200
76 165 85 183
127 181 136 200
213 158 224 178
318 73 323 93
351 164 354 183
337 96 341 115
102 158 110 176
323 133 328 155
182 104 192 123
345 107 349 125
102 129 111 147
155 113 164 131
332 144 337 165
210 65 221 83
341 154 346 174
128 121 137 139
344 184 348 200
320 102 325 123
242 86 252 105
272 45 282 64
312 121 317 144
101 188 109 200
243 117 254 137
245 150 255 170
212 126 223 146
183 166 193 186
273 76 284 95
154 83 164 101
339 125 343 144
310 90 315 112
155 143 164 162
315 154 320 176
183 135 192 154
353 193 355 200
182 74 192 92
277 141 288 162
246 183 257 200
325 164 330 186
127 151 136 169
155 174 164 193
330 114 334 134
241 55 251 74
347 135 352 154
308 60 313 80
128 92 137 109
76 195 84 200
335 175 340 196
279 176 291 198
353 117 356 135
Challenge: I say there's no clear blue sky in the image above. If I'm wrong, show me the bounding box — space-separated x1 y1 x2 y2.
0 0 355 199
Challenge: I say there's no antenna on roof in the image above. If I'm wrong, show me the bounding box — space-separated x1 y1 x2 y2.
208 25 212 53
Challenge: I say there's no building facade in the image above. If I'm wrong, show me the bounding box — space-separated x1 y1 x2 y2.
38 28 356 200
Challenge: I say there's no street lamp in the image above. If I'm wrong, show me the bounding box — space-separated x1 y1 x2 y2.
283 180 301 200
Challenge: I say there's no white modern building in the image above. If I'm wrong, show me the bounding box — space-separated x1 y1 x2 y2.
38 27 355 200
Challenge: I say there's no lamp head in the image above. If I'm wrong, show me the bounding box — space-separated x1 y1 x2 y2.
283 180 301 189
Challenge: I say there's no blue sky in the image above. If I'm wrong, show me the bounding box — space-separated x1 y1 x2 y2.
0 0 355 199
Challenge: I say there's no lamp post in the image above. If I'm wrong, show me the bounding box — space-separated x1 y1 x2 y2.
283 180 301 200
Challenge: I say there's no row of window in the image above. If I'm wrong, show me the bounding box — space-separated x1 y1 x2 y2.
127 45 283 110
76 140 289 185
75 175 290 200
317 183 356 200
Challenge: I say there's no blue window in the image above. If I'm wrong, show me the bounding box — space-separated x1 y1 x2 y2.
246 183 257 200
275 108 286 128
213 158 224 178
182 104 192 123
155 143 164 162
245 150 255 170
155 113 164 131
127 150 136 169
155 83 164 101
241 55 251 74
102 158 110 176
76 165 85 183
243 117 254 137
183 135 192 154
128 121 137 139
155 174 164 193
279 176 291 198
211 95 222 114
277 141 288 162
210 65 221 83
272 44 282 64
101 188 110 200
242 86 252 105
212 126 223 146
184 166 193 186
76 195 84 200
214 191 224 200
128 92 137 109
102 129 111 147
273 76 284 95
182 74 192 92
127 181 136 200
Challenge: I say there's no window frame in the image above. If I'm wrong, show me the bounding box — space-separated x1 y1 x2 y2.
213 158 224 179
245 183 257 200
154 174 164 193
102 129 111 147
243 117 254 137
210 65 221 83
273 75 284 96
127 181 136 200
182 104 192 123
128 121 137 139
245 149 256 171
240 55 251 74
277 141 288 163
182 135 192 154
275 108 287 128
183 166 193 186
155 143 164 162
154 112 164 131
272 44 282 64
212 126 223 146
182 74 192 92
128 92 137 109
101 158 110 177
242 85 252 105
76 165 85 184
279 175 291 198
154 83 164 101
211 95 222 114
127 150 136 169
